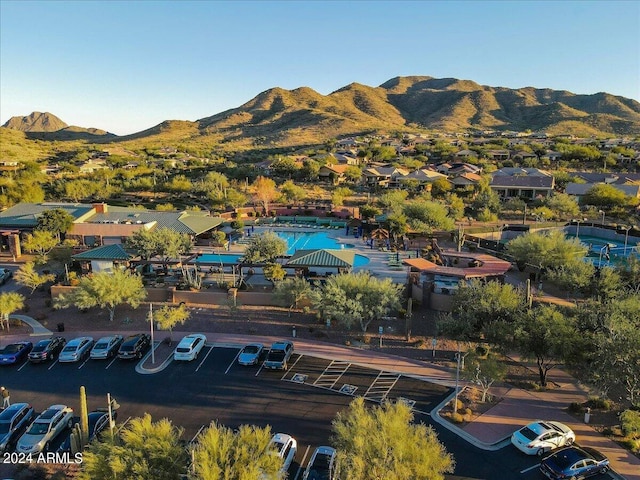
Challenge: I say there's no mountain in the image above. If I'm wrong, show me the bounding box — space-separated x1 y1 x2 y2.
3 112 68 132
5 77 639 150
2 112 114 140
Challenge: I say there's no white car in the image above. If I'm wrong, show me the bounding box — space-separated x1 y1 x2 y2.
58 337 94 363
269 433 297 475
238 343 264 366
16 404 74 454
303 446 336 480
511 420 575 456
90 335 124 360
173 334 207 361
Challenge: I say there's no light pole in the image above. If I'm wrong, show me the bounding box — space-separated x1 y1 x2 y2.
623 226 631 256
599 210 605 226
573 219 581 239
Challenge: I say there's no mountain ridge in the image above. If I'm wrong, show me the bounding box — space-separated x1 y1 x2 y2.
4 77 639 147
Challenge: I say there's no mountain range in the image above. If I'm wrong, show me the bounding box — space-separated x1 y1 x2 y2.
4 76 640 148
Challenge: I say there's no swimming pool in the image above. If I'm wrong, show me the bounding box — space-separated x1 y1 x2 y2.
195 253 244 264
569 234 638 266
275 231 370 266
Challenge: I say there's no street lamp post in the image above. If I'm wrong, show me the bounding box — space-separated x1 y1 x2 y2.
623 226 631 256
599 210 605 226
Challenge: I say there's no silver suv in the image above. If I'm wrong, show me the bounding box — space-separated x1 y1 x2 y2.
263 341 294 370
16 404 74 454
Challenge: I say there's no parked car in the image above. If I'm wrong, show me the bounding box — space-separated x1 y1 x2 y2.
58 337 94 363
28 337 67 363
238 343 264 366
540 446 610 479
303 446 336 480
90 335 124 360
58 410 117 453
0 268 12 285
511 420 575 456
16 404 74 454
269 433 297 476
174 334 207 362
118 334 151 360
0 403 35 453
0 342 33 366
263 341 294 370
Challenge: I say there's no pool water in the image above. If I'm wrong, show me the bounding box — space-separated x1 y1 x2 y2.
569 234 638 266
198 232 371 267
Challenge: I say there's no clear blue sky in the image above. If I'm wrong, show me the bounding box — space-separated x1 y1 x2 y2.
1 0 638 135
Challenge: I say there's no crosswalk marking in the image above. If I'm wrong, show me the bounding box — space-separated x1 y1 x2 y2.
313 360 350 389
363 371 401 403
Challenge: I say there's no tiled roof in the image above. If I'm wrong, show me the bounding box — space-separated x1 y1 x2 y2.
286 249 355 268
0 203 95 228
72 244 135 261
490 176 554 188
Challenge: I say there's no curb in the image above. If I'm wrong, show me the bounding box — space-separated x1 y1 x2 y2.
135 342 174 374
430 390 511 451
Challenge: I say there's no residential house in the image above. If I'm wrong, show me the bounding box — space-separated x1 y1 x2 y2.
485 150 510 161
453 149 478 161
565 183 640 200
449 172 482 192
362 166 409 189
398 169 447 189
318 164 350 184
490 169 555 199
436 162 482 175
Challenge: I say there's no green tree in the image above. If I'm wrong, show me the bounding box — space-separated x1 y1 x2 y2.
488 305 578 387
462 351 507 402
263 262 286 282
22 229 59 264
164 174 192 193
402 200 455 235
377 190 408 214
431 177 452 197
443 279 526 337
332 187 353 207
273 277 311 313
310 271 403 332
506 230 586 279
153 304 190 343
344 165 362 183
331 397 454 480
54 269 146 322
544 193 580 220
280 180 307 205
225 188 248 209
446 193 465 220
80 414 186 480
125 227 192 266
582 183 639 209
13 262 55 295
36 208 75 240
190 422 282 480
359 204 382 221
0 292 25 331
242 231 287 264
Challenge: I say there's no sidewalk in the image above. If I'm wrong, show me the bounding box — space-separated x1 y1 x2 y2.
3 322 639 479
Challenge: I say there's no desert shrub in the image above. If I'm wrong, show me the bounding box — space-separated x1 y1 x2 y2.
619 438 640 453
464 408 472 416
620 409 640 439
588 396 613 410
451 399 464 411
450 412 464 423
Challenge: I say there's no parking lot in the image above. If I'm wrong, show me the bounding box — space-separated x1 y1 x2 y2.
0 340 616 480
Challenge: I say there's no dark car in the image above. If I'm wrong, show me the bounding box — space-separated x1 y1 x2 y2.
540 445 610 480
28 337 67 363
0 403 35 453
0 268 12 286
0 342 33 366
117 334 151 360
57 410 117 453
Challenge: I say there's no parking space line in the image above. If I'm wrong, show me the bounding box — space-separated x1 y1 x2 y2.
313 360 350 389
105 357 118 369
280 354 304 380
189 424 207 444
48 360 59 370
255 363 265 377
116 416 132 433
224 348 241 374
520 463 540 474
17 360 29 371
78 358 90 369
293 444 311 480
196 346 215 373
